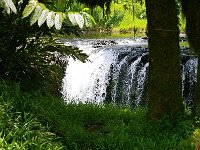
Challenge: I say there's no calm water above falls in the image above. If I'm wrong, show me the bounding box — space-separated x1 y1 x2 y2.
61 38 197 107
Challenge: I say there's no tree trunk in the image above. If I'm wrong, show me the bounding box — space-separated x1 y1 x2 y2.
145 0 184 121
184 1 200 115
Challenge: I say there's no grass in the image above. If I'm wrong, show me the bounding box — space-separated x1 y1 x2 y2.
116 18 147 33
0 80 198 149
0 84 63 149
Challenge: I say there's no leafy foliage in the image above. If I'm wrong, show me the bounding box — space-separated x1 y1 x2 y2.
0 1 88 94
1 0 96 30
22 0 96 29
93 8 124 32
0 0 17 14
22 0 37 18
0 82 64 149
30 4 43 26
77 0 112 12
5 85 193 150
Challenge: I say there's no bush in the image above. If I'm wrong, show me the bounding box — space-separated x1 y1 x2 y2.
0 87 64 149
0 2 88 95
93 7 124 32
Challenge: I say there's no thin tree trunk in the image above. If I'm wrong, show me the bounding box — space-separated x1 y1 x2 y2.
145 0 184 121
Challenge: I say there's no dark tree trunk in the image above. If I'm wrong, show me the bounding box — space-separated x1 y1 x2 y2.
145 0 184 121
183 1 200 115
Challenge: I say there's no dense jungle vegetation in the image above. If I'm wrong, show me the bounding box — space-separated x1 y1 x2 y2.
0 0 200 149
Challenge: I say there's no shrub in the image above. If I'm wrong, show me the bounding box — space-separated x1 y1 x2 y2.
0 2 88 94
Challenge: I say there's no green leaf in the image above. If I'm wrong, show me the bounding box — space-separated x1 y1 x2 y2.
68 12 78 26
3 0 17 13
82 12 96 28
46 11 55 28
55 13 63 30
74 13 84 29
81 12 93 28
22 0 37 18
84 12 96 25
2 0 11 14
82 7 89 11
30 5 43 26
38 9 49 27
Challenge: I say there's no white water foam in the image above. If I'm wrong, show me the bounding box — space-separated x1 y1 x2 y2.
61 38 148 104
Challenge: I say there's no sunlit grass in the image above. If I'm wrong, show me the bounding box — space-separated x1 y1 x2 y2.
0 85 64 149
0 81 196 149
116 17 147 32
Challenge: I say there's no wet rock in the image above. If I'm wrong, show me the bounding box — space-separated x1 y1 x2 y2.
92 40 117 48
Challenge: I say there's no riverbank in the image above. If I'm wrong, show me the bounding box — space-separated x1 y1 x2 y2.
0 81 198 149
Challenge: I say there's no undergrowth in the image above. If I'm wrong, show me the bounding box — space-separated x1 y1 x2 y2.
0 81 197 149
0 84 63 149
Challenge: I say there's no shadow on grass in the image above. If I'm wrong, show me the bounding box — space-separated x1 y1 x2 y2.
0 81 196 150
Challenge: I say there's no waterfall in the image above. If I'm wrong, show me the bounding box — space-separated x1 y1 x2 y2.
61 38 197 106
182 58 198 106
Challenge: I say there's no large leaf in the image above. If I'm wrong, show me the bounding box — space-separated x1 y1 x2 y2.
1 0 10 14
55 13 63 30
38 9 49 27
46 11 55 28
74 13 84 29
68 12 78 26
22 0 37 18
3 0 17 13
30 5 43 26
81 12 95 28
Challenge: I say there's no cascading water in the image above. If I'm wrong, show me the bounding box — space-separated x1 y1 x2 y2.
62 38 197 106
62 40 118 104
182 58 198 106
